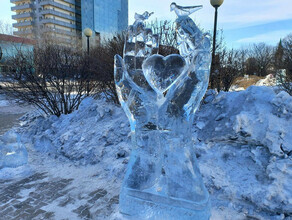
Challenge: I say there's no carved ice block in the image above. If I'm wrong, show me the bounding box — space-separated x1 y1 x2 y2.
114 4 211 219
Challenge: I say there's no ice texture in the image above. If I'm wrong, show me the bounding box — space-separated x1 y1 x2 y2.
0 132 28 169
114 4 211 220
170 3 203 17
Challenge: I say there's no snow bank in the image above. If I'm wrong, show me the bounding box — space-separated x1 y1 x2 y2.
196 86 292 156
255 74 276 87
0 132 28 169
195 86 292 215
0 100 10 107
19 98 131 165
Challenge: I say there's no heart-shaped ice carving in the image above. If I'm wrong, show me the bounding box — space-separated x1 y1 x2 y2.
142 54 186 94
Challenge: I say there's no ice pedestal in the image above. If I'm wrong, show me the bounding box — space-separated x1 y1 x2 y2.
114 4 211 219
120 193 210 220
0 132 28 169
119 130 210 219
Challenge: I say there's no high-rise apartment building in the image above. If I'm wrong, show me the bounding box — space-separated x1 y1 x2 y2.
81 0 128 46
11 0 82 44
11 0 128 46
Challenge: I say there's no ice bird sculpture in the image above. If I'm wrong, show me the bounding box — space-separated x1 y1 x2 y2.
134 11 154 25
170 2 203 17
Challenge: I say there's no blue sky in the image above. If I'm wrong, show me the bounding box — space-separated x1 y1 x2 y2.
1 0 292 48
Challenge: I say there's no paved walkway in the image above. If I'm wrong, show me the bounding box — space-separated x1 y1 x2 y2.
0 95 121 219
0 113 25 135
0 172 119 220
0 94 32 135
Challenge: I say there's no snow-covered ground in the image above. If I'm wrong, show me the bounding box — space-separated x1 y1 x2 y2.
0 86 291 219
0 93 32 135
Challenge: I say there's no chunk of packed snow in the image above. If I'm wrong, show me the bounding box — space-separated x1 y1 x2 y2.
255 74 276 87
197 86 292 156
0 132 28 169
18 98 131 165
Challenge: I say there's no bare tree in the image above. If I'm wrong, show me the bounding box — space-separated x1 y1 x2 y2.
220 49 241 91
249 43 274 76
211 47 241 92
237 48 249 76
245 57 258 75
0 20 13 35
88 34 125 104
210 29 226 90
148 19 177 48
1 43 98 116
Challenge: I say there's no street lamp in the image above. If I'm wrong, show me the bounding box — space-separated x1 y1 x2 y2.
210 0 224 55
83 28 93 55
0 47 3 61
210 0 224 88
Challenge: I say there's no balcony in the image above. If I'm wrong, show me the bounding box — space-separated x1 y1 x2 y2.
12 12 34 20
13 21 34 28
13 29 33 35
42 27 77 36
10 0 31 3
40 18 76 29
11 3 33 11
63 0 81 7
40 9 76 21
39 1 81 14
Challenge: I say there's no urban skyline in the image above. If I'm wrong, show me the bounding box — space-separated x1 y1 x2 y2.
7 0 128 46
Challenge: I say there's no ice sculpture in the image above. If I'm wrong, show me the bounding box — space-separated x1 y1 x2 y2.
114 3 211 219
0 132 28 169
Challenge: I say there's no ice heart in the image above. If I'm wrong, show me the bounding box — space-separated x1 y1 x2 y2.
142 54 186 94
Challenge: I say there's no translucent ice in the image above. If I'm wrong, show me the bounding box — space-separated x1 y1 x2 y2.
0 132 28 169
143 54 186 94
115 3 211 219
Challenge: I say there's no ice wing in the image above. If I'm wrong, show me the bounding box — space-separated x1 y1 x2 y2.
176 5 203 13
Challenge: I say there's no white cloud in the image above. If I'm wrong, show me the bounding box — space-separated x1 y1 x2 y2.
219 0 292 29
236 29 291 44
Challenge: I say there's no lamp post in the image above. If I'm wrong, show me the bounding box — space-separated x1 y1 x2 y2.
83 28 93 55
210 0 224 88
0 47 3 74
0 47 3 61
83 28 93 96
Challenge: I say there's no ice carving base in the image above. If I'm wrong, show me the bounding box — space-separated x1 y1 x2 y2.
120 192 210 220
119 128 210 219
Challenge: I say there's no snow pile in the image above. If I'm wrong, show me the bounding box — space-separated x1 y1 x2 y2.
0 99 10 107
19 98 131 165
255 74 276 87
195 86 292 216
0 132 28 169
197 86 292 156
2 86 291 218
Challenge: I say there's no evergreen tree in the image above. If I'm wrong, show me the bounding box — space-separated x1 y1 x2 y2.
274 39 284 69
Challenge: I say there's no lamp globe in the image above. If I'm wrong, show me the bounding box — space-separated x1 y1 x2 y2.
210 0 224 7
83 28 93 37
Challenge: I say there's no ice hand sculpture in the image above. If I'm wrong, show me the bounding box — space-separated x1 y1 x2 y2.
115 3 211 219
